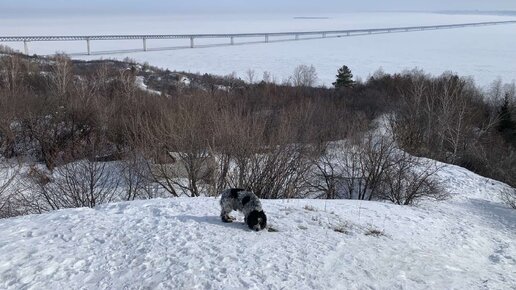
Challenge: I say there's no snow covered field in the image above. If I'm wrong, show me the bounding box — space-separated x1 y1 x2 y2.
0 162 514 289
1 12 516 86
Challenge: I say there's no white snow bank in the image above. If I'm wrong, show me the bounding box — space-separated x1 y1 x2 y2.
135 76 161 95
1 160 515 289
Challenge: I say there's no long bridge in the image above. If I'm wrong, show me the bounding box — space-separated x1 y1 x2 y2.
1 20 516 56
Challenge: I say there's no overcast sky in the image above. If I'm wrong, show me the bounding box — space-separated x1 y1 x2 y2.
3 0 516 15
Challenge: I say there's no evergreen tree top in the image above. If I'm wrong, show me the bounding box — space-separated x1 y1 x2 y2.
333 65 355 89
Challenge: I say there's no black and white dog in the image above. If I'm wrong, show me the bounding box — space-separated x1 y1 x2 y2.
220 188 267 231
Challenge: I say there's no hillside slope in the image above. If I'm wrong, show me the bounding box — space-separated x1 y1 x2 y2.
0 164 515 289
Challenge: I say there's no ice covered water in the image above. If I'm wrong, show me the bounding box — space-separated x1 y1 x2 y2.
2 12 516 86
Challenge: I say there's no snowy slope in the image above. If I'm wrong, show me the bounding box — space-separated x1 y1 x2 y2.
0 163 514 289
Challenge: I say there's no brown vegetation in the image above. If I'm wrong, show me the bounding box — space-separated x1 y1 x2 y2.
0 53 514 216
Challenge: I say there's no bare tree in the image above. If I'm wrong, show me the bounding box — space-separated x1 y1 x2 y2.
0 54 25 95
291 64 318 87
379 153 446 205
262 71 273 84
0 55 32 158
117 68 138 98
49 54 73 98
119 152 154 200
224 71 239 88
138 94 216 197
305 114 367 200
307 131 446 204
501 188 516 209
392 72 485 162
209 102 314 198
305 141 353 199
245 69 256 84
0 45 16 54
0 159 19 218
32 159 120 209
226 143 310 199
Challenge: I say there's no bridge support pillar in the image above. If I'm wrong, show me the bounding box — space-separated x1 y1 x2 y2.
295 34 299 40
346 32 350 36
86 39 91 55
23 41 29 55
143 38 147 51
230 36 234 45
322 32 326 38
190 37 194 48
265 35 269 43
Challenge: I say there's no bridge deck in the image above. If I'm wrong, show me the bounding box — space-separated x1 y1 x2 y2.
1 20 515 55
1 21 515 42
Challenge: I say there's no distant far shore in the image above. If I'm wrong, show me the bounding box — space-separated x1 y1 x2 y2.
293 16 330 19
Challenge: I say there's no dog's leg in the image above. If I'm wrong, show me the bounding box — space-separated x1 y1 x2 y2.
220 204 235 223
221 214 234 223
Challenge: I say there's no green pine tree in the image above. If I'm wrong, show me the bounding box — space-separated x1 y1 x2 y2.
333 65 355 89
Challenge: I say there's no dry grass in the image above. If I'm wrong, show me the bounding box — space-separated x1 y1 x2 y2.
333 222 351 234
365 228 385 237
303 205 317 211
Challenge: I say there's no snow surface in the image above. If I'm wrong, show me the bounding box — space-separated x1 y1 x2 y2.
135 76 161 95
0 162 514 289
1 12 516 87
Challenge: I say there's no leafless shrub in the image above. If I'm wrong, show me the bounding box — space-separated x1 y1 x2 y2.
0 159 19 218
333 225 350 234
306 140 361 199
0 45 16 54
365 228 385 237
245 69 256 84
224 71 239 88
119 153 154 200
501 189 516 209
0 56 33 158
391 71 495 165
339 135 399 201
137 94 216 197
0 54 27 95
308 131 446 205
31 159 120 209
291 64 318 87
387 71 516 189
379 154 447 205
212 105 313 199
262 71 274 84
227 144 310 199
117 68 138 98
303 107 369 199
49 54 73 97
312 135 397 201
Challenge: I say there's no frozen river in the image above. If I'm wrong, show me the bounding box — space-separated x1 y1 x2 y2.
1 12 515 87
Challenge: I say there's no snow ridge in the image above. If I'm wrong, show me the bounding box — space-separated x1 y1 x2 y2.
1 162 515 289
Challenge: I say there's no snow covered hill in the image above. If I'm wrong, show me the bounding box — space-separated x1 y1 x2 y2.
0 164 514 289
